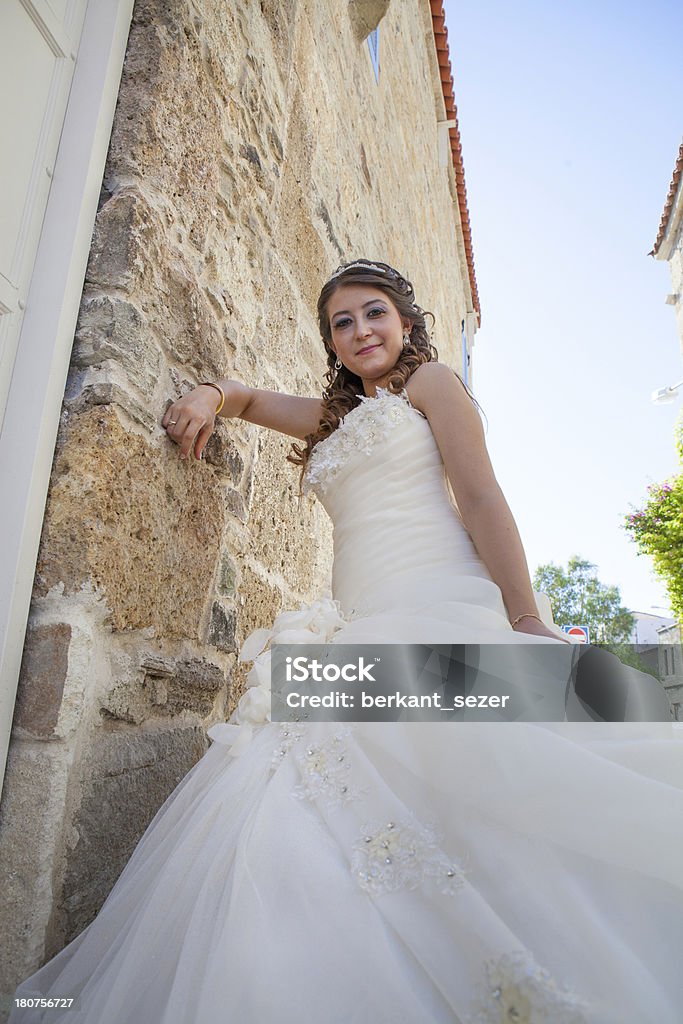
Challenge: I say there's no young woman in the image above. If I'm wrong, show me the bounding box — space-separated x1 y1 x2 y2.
11 260 683 1023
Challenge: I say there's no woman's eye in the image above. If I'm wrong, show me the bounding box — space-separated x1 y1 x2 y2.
333 308 384 329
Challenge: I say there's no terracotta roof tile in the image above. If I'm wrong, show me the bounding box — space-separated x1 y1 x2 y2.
430 1 481 323
650 138 683 257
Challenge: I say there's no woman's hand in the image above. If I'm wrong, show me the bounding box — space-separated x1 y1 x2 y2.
512 616 572 644
162 384 223 461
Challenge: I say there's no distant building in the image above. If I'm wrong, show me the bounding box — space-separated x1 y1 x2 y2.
658 622 683 721
629 610 676 645
624 611 675 679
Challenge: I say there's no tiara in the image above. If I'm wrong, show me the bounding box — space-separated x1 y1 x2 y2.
327 261 400 283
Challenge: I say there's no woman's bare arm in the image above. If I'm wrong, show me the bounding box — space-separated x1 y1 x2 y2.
162 379 323 460
406 362 567 639
231 384 324 439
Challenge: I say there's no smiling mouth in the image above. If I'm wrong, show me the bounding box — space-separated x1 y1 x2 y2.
357 344 381 355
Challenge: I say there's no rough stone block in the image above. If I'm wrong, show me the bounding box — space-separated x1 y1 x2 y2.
202 425 245 483
165 657 227 715
12 624 71 739
65 377 158 434
151 258 231 380
100 653 227 725
131 656 228 718
73 294 162 397
35 407 225 638
0 742 70 991
99 679 149 726
56 725 208 946
207 602 237 654
348 0 391 40
86 189 154 291
217 554 237 597
224 486 247 523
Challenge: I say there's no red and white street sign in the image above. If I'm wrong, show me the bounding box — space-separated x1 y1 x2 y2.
562 625 590 644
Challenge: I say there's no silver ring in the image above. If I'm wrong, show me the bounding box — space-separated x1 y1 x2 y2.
168 420 178 425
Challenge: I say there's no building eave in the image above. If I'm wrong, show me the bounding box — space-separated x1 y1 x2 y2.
428 1 481 325
650 138 683 261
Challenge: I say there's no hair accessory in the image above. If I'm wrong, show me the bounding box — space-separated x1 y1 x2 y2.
199 381 225 415
327 261 400 284
510 613 544 629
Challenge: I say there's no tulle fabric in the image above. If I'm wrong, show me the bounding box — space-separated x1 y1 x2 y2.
10 389 683 1023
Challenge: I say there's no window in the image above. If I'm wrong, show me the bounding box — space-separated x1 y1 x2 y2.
368 26 380 82
461 320 470 386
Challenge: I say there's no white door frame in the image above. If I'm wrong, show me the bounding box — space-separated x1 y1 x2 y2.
0 0 135 797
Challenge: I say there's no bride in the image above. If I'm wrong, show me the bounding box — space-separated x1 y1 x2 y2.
10 259 683 1023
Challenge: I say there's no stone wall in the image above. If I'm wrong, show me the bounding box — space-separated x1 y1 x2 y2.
0 0 473 998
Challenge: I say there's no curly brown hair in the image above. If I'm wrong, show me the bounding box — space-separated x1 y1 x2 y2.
288 258 481 490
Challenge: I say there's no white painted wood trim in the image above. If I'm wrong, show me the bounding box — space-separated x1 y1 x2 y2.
0 0 87 444
0 0 135 797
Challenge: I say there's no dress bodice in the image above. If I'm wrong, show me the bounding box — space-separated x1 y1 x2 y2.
303 388 508 625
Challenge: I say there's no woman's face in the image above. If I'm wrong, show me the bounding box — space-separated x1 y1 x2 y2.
326 284 411 394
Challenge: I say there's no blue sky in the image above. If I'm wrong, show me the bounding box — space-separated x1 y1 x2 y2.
442 0 683 616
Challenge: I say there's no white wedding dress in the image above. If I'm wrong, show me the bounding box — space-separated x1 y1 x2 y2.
10 389 683 1023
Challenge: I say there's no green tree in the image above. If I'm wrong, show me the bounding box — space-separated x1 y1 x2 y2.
533 557 661 677
533 556 634 644
623 416 683 621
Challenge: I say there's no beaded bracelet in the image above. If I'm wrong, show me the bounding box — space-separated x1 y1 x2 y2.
199 381 225 415
510 612 544 628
